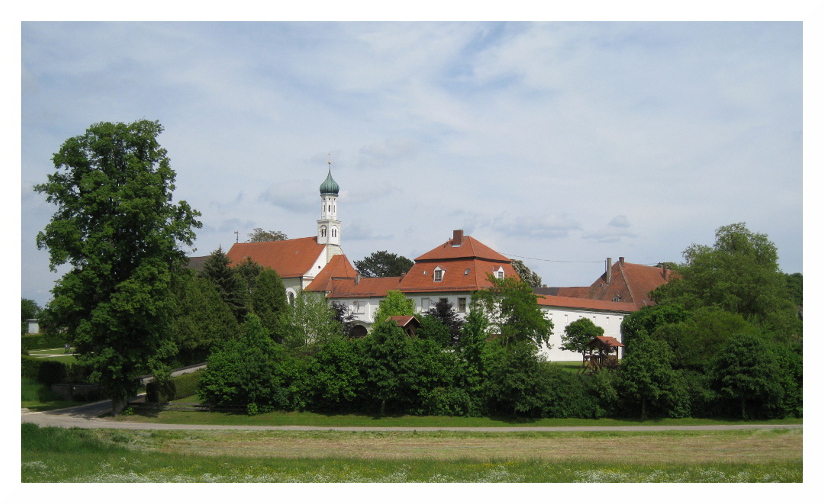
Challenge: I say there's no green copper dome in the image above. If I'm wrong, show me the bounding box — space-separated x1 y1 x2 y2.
319 169 339 195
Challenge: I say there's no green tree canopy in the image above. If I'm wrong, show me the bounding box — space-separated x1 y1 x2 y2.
619 332 687 420
471 275 553 349
711 333 784 419
354 250 413 278
372 289 415 324
171 271 239 365
199 247 247 322
250 268 288 339
275 291 344 350
510 259 542 288
22 298 40 321
247 228 288 242
35 119 201 414
561 318 605 360
651 223 798 335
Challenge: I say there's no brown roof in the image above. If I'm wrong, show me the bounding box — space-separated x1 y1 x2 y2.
414 234 511 263
304 255 359 292
386 315 420 328
537 295 638 313
225 237 326 279
585 260 673 309
322 276 404 298
398 258 519 293
588 336 624 348
539 259 674 310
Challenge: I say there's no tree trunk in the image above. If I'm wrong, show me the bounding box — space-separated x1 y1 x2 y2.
380 399 386 417
641 397 646 421
111 395 127 416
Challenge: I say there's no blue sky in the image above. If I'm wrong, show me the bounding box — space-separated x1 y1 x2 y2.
19 21 805 307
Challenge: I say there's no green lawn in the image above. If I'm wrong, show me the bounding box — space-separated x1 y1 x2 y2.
26 348 77 364
21 423 802 482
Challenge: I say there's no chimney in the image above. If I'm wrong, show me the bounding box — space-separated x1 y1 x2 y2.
400 272 406 283
662 263 668 280
355 273 361 285
619 257 625 266
452 229 464 246
606 258 613 284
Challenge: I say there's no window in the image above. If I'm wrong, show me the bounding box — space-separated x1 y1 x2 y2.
439 297 448 305
320 226 327 237
458 297 467 313
434 267 444 282
494 266 505 279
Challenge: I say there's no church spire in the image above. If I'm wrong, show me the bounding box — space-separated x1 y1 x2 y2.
317 158 341 248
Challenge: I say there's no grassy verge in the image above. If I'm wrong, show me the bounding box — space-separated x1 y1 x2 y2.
21 423 802 482
117 401 803 428
26 348 77 364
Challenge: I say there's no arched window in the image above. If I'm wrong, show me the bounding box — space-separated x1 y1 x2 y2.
320 226 327 237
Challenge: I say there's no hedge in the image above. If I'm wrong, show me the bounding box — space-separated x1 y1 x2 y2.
21 333 68 352
21 355 67 385
146 371 201 403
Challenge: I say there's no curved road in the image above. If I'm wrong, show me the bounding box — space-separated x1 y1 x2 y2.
21 401 803 432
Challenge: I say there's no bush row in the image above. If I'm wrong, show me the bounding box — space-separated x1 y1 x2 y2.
21 355 90 386
146 371 201 403
21 333 68 352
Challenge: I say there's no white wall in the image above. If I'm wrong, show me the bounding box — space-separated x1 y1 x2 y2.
538 307 626 362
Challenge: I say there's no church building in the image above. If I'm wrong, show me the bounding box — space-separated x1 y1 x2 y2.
218 163 672 361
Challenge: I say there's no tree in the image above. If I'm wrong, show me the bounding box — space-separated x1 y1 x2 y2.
248 228 288 242
424 298 463 346
561 318 604 361
35 120 201 414
354 250 413 278
372 289 415 324
171 271 239 365
200 248 247 322
471 275 553 349
510 259 542 288
250 268 288 338
618 332 686 420
651 223 798 335
711 333 784 419
275 291 344 350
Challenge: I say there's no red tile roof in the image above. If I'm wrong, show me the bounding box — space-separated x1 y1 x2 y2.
398 258 519 293
321 276 404 298
414 235 511 262
585 260 673 309
225 237 326 279
305 254 359 292
537 294 637 313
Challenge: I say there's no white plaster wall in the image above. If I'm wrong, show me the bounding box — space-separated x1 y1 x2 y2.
539 307 626 362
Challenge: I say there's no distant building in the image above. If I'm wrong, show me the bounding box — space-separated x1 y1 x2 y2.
193 163 674 361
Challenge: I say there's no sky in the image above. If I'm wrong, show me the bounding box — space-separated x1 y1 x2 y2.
18 20 806 308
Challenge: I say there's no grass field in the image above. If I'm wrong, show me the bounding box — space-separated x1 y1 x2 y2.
21 423 802 482
26 347 77 364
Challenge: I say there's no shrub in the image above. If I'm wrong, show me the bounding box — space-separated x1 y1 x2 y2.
21 355 66 385
21 333 68 352
146 371 202 403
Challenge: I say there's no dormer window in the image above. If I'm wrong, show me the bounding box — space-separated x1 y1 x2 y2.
494 266 505 280
434 267 444 282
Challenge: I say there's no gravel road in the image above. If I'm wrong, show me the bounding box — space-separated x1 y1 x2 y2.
21 401 803 432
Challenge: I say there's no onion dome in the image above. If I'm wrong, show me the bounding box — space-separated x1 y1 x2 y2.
320 168 339 195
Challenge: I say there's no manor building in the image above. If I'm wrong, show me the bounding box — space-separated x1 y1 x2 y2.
218 165 672 361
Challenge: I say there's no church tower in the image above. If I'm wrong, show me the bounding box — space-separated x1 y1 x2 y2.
317 160 342 259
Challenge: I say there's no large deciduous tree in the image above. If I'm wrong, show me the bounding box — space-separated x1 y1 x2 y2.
35 120 201 414
354 250 413 278
561 318 604 361
651 223 799 336
510 259 542 288
247 228 288 242
471 275 553 349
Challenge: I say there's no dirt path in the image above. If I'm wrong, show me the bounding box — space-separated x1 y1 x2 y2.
21 401 803 432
